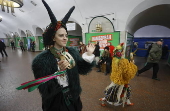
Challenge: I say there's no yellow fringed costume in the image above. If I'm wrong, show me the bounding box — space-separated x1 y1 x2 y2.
99 43 137 107
110 58 137 85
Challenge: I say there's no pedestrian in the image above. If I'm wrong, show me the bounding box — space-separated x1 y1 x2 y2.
0 40 8 57
31 41 36 52
10 40 15 50
137 40 163 81
19 40 25 51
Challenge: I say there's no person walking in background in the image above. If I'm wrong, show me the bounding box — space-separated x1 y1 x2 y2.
94 41 100 67
0 40 8 57
10 40 15 50
137 40 163 81
31 41 36 52
19 40 25 51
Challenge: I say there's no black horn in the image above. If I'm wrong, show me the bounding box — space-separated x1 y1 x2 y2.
62 6 75 25
42 0 57 24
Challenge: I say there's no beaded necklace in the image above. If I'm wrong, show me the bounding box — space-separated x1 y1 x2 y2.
50 47 66 60
50 47 75 69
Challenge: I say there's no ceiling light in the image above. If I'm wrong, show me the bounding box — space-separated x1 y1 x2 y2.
0 0 23 13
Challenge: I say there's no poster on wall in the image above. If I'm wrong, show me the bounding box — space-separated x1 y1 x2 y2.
91 34 112 49
85 32 120 50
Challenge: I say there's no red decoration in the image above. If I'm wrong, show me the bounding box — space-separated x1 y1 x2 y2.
55 21 62 31
116 52 122 57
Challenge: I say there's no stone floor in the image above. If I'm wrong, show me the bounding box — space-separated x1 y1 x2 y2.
0 48 170 111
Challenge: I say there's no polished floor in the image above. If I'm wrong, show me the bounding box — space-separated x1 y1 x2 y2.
0 48 170 111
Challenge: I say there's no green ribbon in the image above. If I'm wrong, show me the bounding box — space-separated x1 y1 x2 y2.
16 70 66 92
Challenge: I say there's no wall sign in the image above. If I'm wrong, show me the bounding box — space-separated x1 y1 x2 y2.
92 34 112 49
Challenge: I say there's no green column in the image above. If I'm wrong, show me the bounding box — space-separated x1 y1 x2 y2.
38 36 44 50
15 37 21 48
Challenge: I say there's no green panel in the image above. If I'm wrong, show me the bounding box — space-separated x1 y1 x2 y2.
67 35 82 46
38 36 44 50
15 37 21 48
85 32 120 49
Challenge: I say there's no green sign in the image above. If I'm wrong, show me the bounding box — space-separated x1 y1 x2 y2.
85 32 120 48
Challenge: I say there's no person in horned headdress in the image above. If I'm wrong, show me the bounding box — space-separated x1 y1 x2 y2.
99 43 137 107
32 0 95 111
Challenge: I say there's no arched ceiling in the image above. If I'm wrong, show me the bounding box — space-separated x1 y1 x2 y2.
134 25 170 37
0 0 170 38
127 4 170 34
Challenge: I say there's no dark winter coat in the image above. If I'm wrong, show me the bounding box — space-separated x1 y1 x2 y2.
147 43 162 63
32 47 94 111
94 44 100 57
0 41 6 50
11 42 15 46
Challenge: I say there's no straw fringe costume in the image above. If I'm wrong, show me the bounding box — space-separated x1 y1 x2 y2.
99 43 137 107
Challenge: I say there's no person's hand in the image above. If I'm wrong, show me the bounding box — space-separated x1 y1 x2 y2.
58 60 70 70
104 62 106 64
86 43 95 56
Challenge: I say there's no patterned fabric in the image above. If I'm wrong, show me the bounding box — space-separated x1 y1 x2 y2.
104 82 132 105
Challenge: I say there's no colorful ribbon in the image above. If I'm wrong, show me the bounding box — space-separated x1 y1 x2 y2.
16 70 66 92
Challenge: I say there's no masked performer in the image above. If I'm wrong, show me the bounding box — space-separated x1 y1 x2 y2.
99 43 137 107
27 0 95 111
